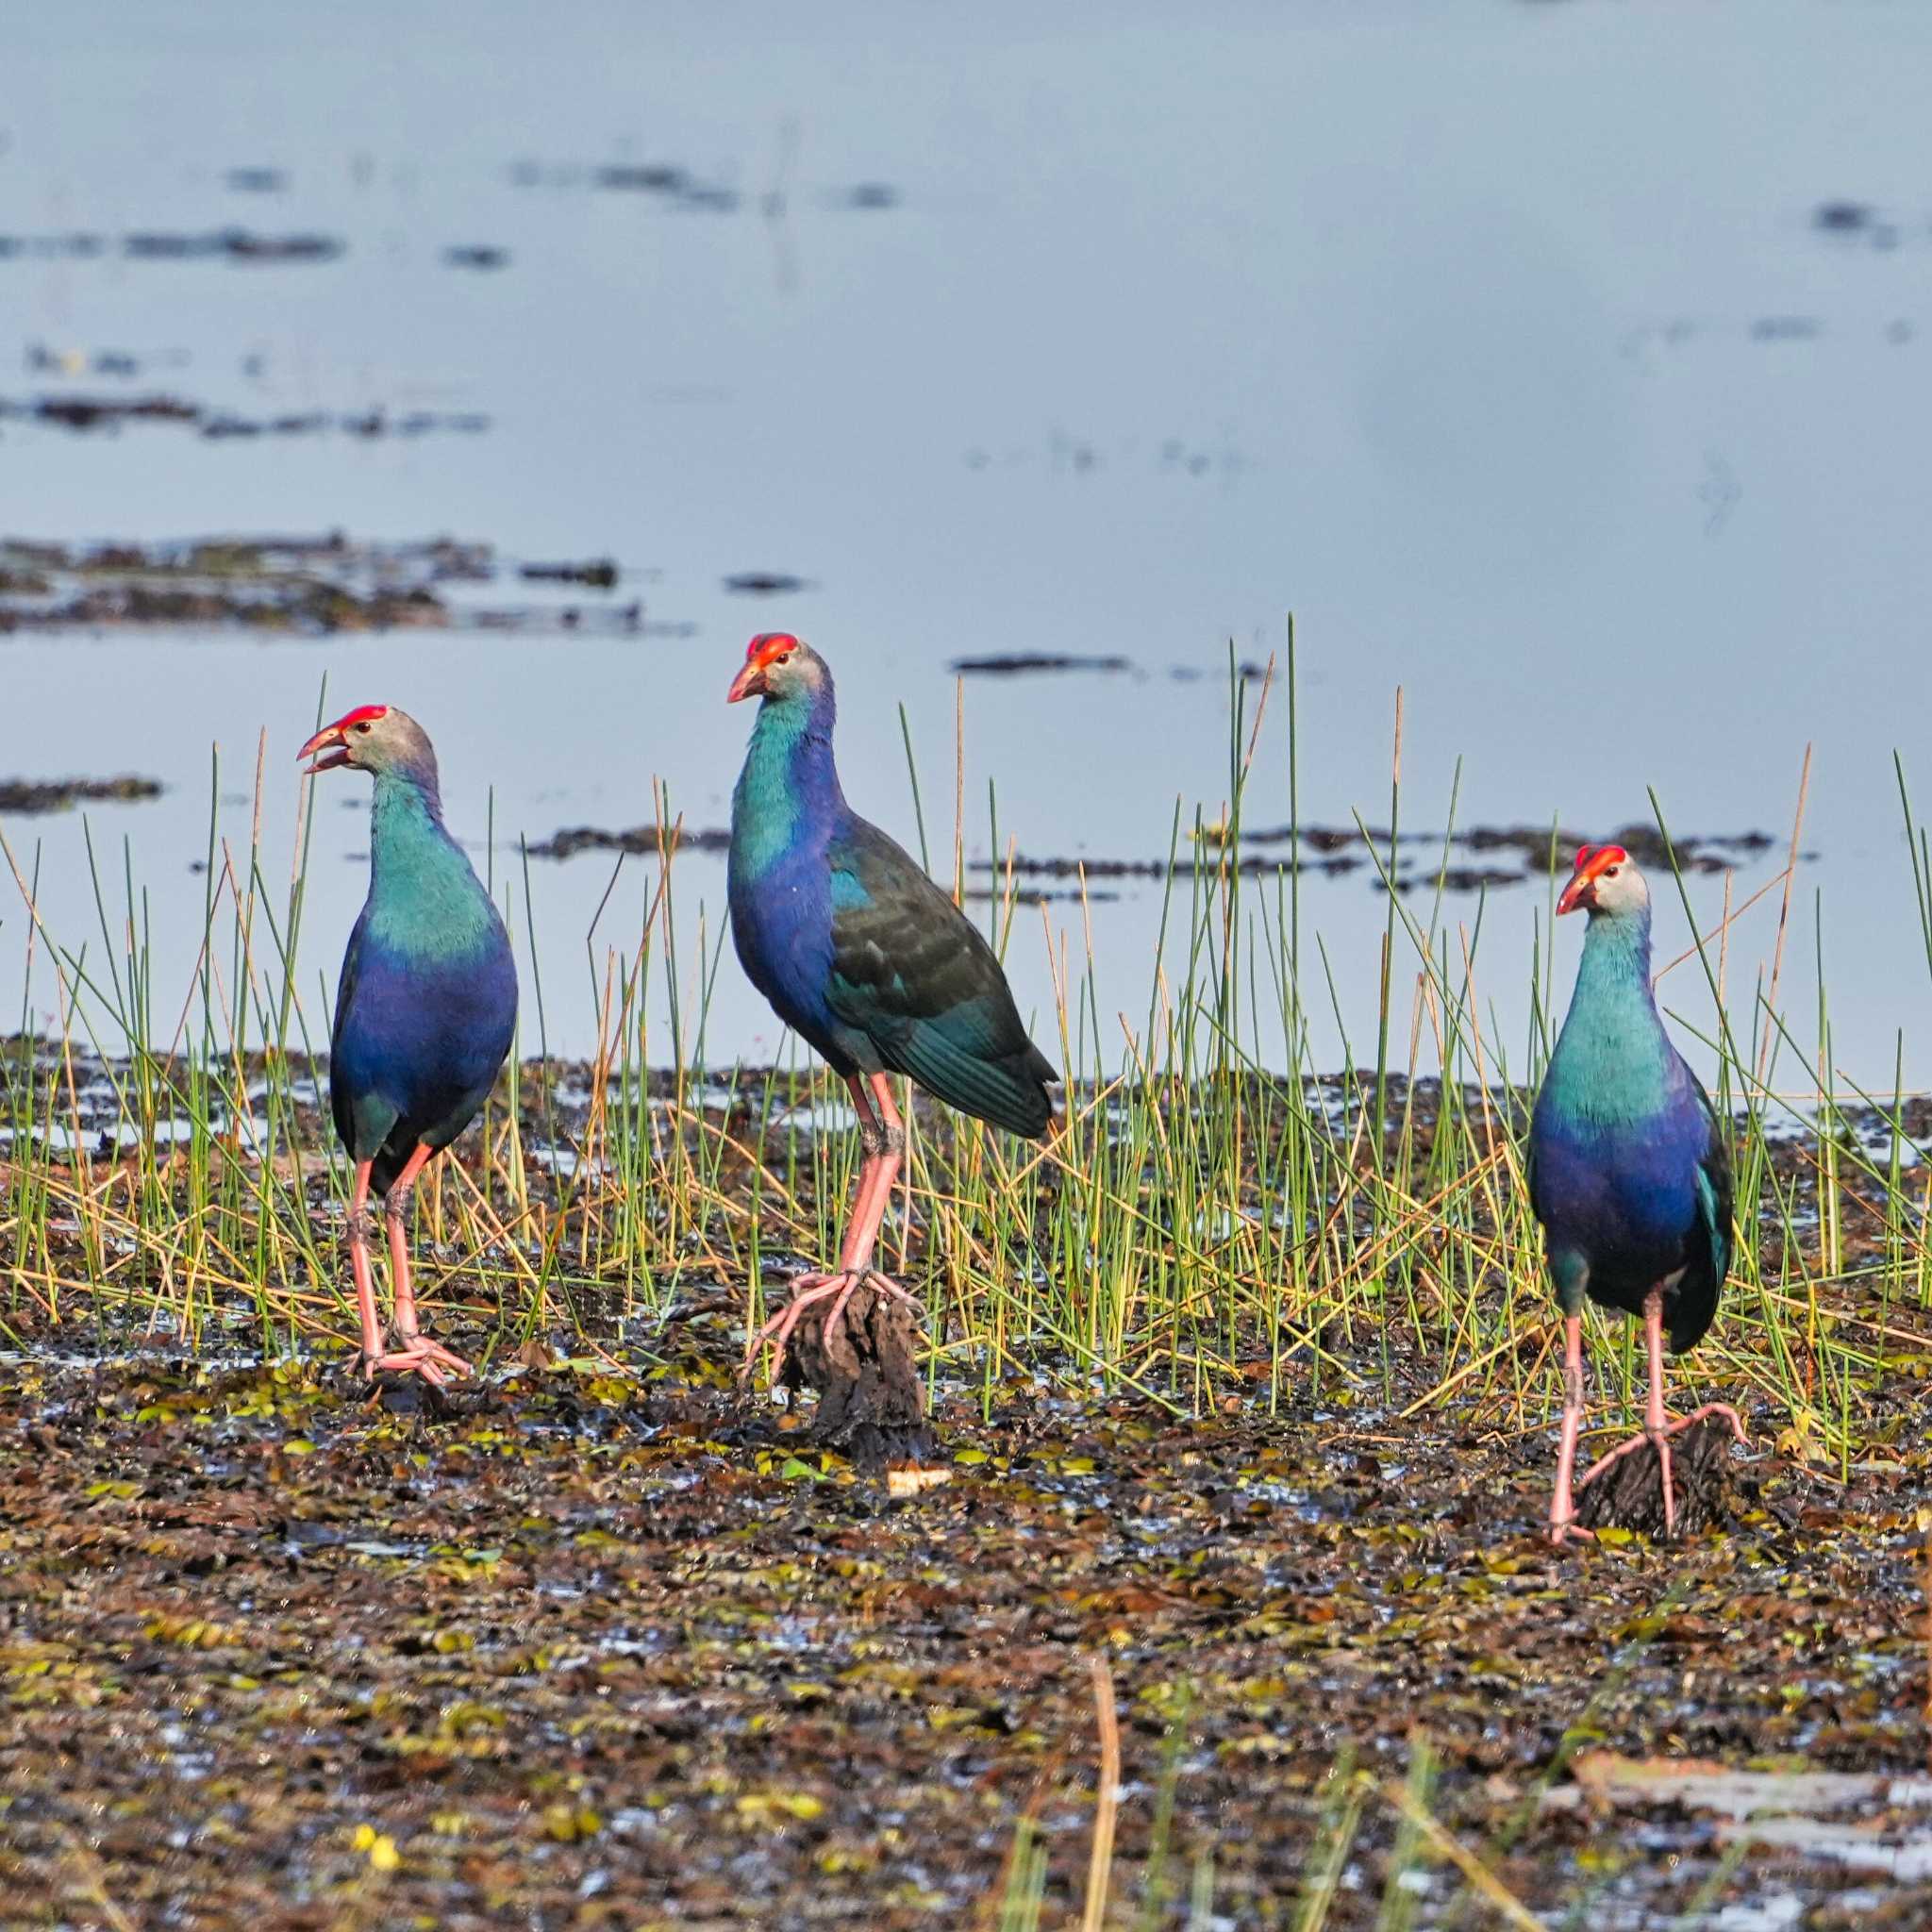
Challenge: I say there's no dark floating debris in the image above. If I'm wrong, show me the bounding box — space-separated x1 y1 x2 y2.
970 824 1785 898
0 233 108 261
1813 199 1874 234
964 430 1250 484
1750 316 1823 342
5 394 199 432
1380 865 1524 896
1 394 490 440
948 653 1133 678
224 167 289 193
1810 199 1898 248
672 182 740 213
964 886 1121 907
519 558 618 589
974 853 1364 885
1235 821 1775 872
525 828 1119 891
25 342 179 379
444 243 510 270
593 162 690 194
0 775 162 814
125 228 343 263
507 158 742 212
841 183 899 211
527 824 733 861
0 228 341 263
724 571 808 596
0 534 669 638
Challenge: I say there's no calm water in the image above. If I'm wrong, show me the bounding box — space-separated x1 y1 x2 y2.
5 0 1930 1087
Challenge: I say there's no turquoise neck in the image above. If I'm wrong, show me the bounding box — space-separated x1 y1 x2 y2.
731 691 841 880
1547 906 1673 1123
366 771 494 956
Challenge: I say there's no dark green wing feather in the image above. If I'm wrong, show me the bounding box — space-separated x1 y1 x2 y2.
824 817 1056 1138
1671 1070 1733 1352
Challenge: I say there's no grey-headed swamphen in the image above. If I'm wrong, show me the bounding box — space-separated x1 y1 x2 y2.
725 633 1057 1375
299 703 517 1386
1528 841 1746 1544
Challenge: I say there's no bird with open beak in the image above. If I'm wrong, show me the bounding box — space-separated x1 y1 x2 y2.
297 703 518 1387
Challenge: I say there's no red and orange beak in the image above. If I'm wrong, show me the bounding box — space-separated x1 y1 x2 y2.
297 703 388 774
1556 842 1625 916
726 631 800 704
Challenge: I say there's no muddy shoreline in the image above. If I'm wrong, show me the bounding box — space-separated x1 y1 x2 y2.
0 1348 1922 1927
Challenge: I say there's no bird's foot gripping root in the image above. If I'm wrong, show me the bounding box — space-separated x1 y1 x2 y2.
741 1268 920 1384
1546 1510 1596 1550
362 1333 474 1389
1574 1403 1747 1539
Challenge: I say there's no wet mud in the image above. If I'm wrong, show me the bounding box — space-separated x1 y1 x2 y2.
0 1346 1919 1927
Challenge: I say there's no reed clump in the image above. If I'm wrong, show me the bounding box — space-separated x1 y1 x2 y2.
0 642 1924 1473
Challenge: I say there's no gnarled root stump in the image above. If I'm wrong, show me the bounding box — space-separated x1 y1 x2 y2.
1574 1412 1740 1539
778 1277 934 1473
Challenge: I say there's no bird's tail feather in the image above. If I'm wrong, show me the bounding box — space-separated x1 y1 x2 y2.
894 1031 1056 1139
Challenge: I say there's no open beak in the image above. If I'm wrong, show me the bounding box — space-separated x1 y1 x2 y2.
296 724 351 774
725 662 766 705
1555 873 1593 917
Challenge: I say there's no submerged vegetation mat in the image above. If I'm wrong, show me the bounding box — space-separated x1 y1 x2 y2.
0 775 160 816
0 534 654 636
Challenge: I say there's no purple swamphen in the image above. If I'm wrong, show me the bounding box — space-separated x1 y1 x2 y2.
725 632 1058 1374
1528 841 1746 1544
299 704 518 1386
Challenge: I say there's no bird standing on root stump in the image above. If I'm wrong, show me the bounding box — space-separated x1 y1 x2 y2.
725 632 1058 1377
1528 842 1747 1545
299 705 517 1387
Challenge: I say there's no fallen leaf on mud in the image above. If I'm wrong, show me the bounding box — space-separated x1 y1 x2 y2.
886 1466 952 1499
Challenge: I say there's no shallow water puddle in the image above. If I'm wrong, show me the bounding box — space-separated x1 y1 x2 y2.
1723 1814 1932 1881
1554 1751 1932 1818
1549 1751 1932 1894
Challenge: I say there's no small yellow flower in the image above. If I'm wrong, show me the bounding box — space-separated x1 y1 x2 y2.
352 1824 400 1872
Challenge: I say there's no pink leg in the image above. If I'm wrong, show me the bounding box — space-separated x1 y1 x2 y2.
1572 1289 1747 1538
1547 1312 1595 1548
817 1072 918 1337
348 1160 383 1359
366 1142 472 1386
741 1074 919 1380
